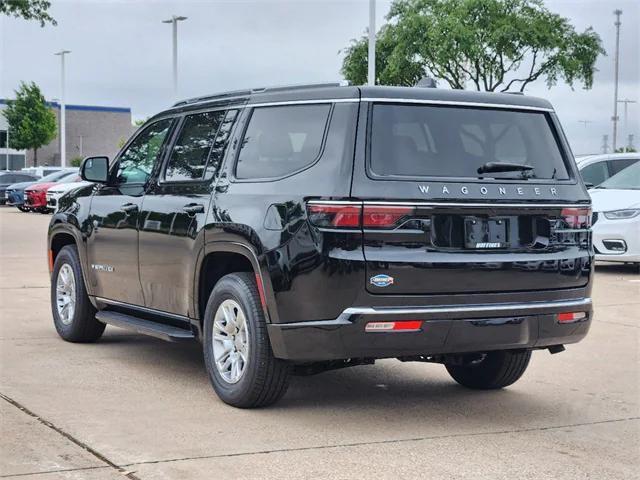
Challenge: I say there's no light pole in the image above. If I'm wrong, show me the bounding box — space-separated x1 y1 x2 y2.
4 128 8 171
617 98 637 151
612 10 622 152
162 15 187 101
54 50 71 168
368 0 376 86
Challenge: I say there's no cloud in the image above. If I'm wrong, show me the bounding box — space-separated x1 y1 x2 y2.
1 0 638 154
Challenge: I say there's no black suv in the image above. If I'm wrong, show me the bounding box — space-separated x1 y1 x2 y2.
48 84 593 408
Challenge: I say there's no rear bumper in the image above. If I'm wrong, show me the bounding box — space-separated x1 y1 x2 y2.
267 298 592 362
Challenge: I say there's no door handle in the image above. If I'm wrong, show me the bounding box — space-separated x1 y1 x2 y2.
183 203 205 215
120 203 139 214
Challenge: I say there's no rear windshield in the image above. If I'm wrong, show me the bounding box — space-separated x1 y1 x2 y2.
369 103 569 180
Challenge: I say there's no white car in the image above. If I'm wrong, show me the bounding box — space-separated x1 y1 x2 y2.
589 161 640 265
576 152 639 188
46 175 91 212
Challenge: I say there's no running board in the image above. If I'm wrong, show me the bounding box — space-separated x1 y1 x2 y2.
95 311 195 342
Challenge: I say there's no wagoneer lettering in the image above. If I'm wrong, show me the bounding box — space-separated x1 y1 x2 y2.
48 84 593 408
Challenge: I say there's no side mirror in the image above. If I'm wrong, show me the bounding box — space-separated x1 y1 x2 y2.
80 156 109 184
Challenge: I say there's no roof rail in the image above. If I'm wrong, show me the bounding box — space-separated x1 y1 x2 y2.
173 89 252 107
172 82 345 107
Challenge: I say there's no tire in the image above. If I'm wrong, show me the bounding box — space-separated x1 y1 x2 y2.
203 272 290 408
51 245 105 342
445 349 532 390
17 206 29 212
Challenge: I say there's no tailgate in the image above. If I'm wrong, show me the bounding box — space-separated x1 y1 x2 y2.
363 202 591 295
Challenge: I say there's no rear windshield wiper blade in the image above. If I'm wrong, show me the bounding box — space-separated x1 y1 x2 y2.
477 162 535 175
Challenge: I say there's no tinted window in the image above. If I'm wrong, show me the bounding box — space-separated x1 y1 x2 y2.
117 119 173 184
598 162 640 190
236 104 331 179
369 104 569 180
0 174 14 183
609 158 639 175
164 111 225 182
205 110 238 180
580 162 608 186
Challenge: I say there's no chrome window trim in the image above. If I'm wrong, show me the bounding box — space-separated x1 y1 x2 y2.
361 97 554 112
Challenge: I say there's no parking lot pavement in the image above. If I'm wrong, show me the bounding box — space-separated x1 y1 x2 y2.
0 206 638 480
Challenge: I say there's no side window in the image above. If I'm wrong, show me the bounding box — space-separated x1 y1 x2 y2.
609 158 638 175
117 119 173 185
164 111 225 182
205 109 238 180
235 104 331 180
580 162 609 186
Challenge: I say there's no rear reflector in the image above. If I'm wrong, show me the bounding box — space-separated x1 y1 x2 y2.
560 207 592 229
557 312 587 323
365 320 422 332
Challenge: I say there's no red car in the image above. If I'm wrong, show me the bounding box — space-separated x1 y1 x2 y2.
24 171 79 213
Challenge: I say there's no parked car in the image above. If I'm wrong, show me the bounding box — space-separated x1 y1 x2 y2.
46 176 91 212
590 161 640 267
577 153 639 188
6 170 77 212
0 172 39 205
21 166 68 178
48 84 593 408
22 170 78 213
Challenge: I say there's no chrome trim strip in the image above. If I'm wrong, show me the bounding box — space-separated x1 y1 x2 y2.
307 200 362 205
363 201 590 209
248 98 359 108
94 297 190 322
336 298 592 323
274 298 592 328
361 97 555 112
307 200 590 208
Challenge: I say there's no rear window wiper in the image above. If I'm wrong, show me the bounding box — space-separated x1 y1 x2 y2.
477 162 535 175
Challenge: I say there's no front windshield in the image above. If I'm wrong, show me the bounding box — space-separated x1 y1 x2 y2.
598 162 640 190
39 170 78 183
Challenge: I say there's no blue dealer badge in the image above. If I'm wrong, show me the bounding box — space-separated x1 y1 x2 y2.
370 274 394 288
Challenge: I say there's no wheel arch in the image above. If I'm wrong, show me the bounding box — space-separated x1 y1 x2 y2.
48 223 95 297
194 242 276 329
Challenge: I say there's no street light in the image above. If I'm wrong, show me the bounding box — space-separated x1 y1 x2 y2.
162 15 188 101
54 50 71 168
617 98 637 151
368 0 375 86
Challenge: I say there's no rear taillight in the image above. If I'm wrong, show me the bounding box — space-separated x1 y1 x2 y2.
362 205 415 228
560 207 592 229
557 312 587 323
307 202 414 229
307 203 361 228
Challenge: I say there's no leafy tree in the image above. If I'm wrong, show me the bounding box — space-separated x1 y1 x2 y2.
2 82 57 166
615 147 637 153
341 0 604 92
70 156 84 167
0 0 56 26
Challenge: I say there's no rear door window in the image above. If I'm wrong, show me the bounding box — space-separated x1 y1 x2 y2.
235 104 331 180
369 103 569 180
164 111 225 182
580 162 609 186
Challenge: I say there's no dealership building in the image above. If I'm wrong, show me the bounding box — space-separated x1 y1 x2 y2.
1 100 133 169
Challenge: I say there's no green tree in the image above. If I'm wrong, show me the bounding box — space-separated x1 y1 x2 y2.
3 82 57 166
0 0 56 26
341 0 604 92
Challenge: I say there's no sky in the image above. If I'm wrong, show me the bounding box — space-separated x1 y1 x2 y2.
1 0 638 155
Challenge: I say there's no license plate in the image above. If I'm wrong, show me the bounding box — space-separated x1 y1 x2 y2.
464 217 509 249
